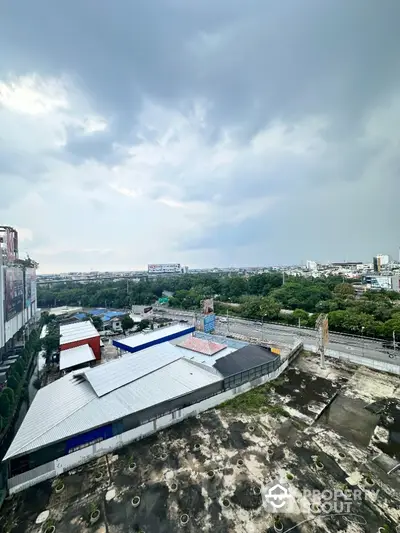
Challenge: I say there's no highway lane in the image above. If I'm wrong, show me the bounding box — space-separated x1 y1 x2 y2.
213 321 398 365
148 307 400 366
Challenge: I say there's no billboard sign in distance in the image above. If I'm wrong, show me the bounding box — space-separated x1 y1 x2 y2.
158 298 169 304
148 264 181 274
202 298 214 315
203 314 216 333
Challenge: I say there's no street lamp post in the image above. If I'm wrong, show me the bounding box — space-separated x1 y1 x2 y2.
361 326 365 356
261 313 267 342
393 330 396 353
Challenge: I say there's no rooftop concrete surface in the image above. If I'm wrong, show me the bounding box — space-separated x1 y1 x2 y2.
1 352 399 533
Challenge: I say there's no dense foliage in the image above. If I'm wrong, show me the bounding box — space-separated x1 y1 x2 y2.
0 329 41 436
38 273 400 339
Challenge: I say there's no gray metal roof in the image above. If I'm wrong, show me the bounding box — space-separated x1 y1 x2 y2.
60 320 100 345
59 344 96 371
83 346 181 397
4 349 222 461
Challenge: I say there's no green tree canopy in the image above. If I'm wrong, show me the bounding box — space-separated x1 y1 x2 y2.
121 315 134 332
91 315 103 331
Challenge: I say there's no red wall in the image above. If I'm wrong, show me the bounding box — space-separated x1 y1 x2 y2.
60 336 101 360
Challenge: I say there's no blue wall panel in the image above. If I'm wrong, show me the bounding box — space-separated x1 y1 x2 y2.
65 424 113 453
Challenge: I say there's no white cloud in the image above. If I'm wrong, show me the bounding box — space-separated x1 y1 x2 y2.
3 69 398 273
1 82 333 272
0 74 69 115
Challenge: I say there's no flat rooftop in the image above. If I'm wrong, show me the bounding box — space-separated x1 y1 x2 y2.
2 352 399 533
59 344 96 371
59 320 100 345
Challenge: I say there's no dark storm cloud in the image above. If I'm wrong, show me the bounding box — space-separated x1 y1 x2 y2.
2 0 400 152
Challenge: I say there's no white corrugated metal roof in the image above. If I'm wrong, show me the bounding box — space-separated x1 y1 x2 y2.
83 346 181 397
59 344 96 371
115 323 193 350
4 352 222 461
60 320 100 345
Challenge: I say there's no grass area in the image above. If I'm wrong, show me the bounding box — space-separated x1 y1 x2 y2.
218 377 288 416
301 350 315 358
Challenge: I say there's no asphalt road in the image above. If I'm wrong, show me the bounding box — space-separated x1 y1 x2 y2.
146 306 400 366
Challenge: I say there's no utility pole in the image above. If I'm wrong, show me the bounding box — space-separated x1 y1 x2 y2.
393 330 396 353
315 314 328 369
227 308 230 333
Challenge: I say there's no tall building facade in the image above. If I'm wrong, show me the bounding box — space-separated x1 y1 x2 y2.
0 226 38 362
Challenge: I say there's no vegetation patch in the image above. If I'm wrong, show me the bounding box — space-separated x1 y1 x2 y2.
219 380 288 415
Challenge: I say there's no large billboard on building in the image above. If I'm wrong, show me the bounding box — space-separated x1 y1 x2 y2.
202 298 214 314
363 275 392 290
4 267 24 321
148 264 181 274
24 268 37 308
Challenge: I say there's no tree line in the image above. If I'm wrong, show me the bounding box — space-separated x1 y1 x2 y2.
37 273 400 339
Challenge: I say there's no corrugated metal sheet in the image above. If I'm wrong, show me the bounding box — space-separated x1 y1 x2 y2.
4 355 221 461
60 320 100 345
177 336 227 355
113 324 194 352
59 344 96 371
83 346 181 397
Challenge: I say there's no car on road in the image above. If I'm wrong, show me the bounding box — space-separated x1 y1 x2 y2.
382 341 400 349
219 317 227 323
179 319 189 323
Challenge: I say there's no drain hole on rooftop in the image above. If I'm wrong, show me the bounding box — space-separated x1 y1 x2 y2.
248 425 255 432
180 514 189 525
222 498 231 508
131 496 141 508
193 443 201 451
207 470 215 480
338 452 346 459
94 472 103 481
253 486 261 495
160 453 168 461
128 462 137 472
170 481 178 492
236 459 244 467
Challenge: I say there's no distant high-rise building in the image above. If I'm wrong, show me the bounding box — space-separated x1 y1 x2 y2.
373 256 381 273
373 254 390 272
306 260 317 271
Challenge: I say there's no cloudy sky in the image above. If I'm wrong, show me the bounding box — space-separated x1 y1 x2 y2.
1 1 400 273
